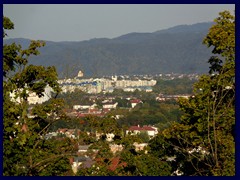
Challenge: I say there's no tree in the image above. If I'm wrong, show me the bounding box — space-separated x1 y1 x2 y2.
149 10 235 176
134 154 171 176
137 131 150 143
3 16 75 175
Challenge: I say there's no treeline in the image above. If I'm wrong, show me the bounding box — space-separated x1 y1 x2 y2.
114 100 181 131
153 77 197 94
49 99 182 132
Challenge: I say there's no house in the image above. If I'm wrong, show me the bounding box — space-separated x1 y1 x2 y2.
142 125 158 137
126 125 158 138
106 133 115 142
9 85 53 105
78 145 91 153
95 132 115 142
133 142 148 153
57 128 68 134
57 128 81 139
109 144 123 154
130 99 142 108
73 103 97 110
94 157 127 172
76 107 105 118
70 156 94 174
108 157 127 171
102 102 118 109
156 94 191 101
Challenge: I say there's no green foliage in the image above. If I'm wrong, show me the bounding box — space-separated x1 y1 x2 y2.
118 100 181 130
203 11 235 63
58 89 91 109
114 97 131 108
148 11 235 176
118 135 172 176
91 140 113 159
137 131 150 143
153 77 196 95
134 154 171 176
3 16 14 37
3 16 74 176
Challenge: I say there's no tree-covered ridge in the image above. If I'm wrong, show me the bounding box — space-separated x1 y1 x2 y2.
4 22 214 78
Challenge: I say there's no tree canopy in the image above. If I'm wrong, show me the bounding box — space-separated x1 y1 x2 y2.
3 16 75 176
149 10 235 176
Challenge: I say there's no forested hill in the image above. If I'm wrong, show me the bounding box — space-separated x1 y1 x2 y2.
4 22 214 78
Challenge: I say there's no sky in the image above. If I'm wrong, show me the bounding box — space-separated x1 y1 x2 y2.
3 4 235 42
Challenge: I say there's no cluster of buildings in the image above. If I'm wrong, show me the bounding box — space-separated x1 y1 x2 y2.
58 71 157 94
126 125 158 139
66 98 143 118
45 124 159 174
10 72 198 105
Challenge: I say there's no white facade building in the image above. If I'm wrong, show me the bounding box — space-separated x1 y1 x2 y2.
10 85 53 104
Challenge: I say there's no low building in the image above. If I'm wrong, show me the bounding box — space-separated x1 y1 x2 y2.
126 125 158 138
133 142 148 152
73 103 97 110
109 144 123 154
130 99 142 108
156 94 191 101
106 133 115 142
70 156 94 174
102 102 118 109
10 85 53 104
78 145 91 153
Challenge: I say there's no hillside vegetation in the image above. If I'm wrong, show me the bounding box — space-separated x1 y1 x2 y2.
4 22 214 78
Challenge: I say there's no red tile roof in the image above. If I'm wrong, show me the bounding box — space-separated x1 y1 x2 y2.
95 157 127 171
108 157 127 171
128 126 142 131
142 126 155 131
58 128 68 133
130 99 142 104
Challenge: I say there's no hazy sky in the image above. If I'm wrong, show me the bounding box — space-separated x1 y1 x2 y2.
3 4 235 42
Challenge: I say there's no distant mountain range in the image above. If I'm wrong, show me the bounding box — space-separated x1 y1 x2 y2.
4 22 214 78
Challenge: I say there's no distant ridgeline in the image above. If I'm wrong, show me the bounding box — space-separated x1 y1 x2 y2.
4 22 214 78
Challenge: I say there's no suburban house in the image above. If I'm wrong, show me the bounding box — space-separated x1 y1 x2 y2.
57 128 81 139
130 99 143 108
102 102 118 109
73 103 97 110
96 132 115 142
69 156 94 174
76 109 105 118
109 144 124 154
133 142 148 153
106 133 115 142
126 125 158 138
94 157 127 172
78 145 91 153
